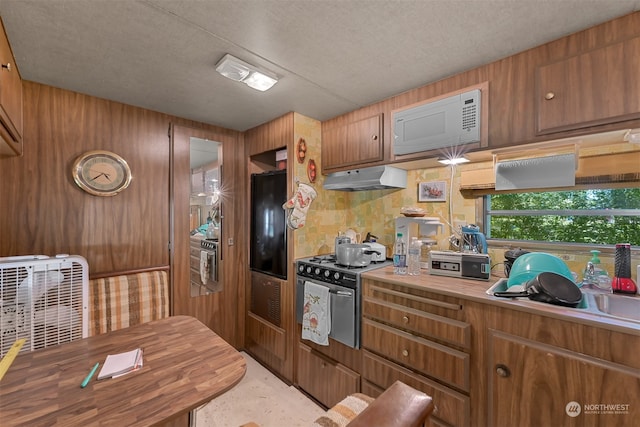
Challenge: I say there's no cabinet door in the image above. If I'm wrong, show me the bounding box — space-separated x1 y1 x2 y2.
0 19 22 156
489 330 640 427
322 114 383 171
536 36 640 134
297 342 360 408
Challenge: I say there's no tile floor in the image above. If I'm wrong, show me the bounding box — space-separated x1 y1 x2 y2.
193 352 325 427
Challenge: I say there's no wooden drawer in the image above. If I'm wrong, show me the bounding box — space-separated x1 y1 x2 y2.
362 318 469 392
363 297 470 349
246 312 286 361
365 283 465 319
362 350 470 427
297 342 360 409
190 244 202 258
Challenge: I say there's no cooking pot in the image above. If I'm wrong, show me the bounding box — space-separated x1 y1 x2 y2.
334 235 352 254
336 243 381 267
363 242 387 262
503 248 529 277
494 271 583 307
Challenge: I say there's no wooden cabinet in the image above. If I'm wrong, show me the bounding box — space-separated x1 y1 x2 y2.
245 272 287 370
0 18 23 157
535 36 640 135
362 350 469 427
321 113 383 172
320 13 640 160
361 279 472 427
488 330 640 427
297 342 360 408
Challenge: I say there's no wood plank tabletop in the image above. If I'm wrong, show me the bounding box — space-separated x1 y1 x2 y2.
0 315 246 426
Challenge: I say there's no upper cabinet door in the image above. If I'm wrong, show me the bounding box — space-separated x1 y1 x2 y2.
322 113 383 172
0 18 23 156
536 36 640 135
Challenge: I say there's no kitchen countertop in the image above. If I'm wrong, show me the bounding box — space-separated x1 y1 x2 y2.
363 266 640 336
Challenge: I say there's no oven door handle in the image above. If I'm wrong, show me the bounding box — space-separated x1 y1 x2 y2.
332 290 353 296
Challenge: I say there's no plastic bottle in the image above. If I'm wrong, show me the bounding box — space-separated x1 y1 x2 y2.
407 237 422 276
393 233 407 275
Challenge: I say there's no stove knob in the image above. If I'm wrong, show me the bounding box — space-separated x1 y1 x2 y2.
298 264 304 273
323 270 331 278
314 268 321 275
334 272 341 280
306 266 312 274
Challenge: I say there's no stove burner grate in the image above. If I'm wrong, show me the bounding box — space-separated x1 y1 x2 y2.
309 254 337 264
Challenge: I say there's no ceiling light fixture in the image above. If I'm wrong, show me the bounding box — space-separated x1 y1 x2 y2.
438 157 470 165
215 54 278 92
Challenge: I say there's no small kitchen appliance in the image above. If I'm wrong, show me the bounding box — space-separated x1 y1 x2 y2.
612 243 637 294
429 250 491 281
394 216 443 254
503 248 529 277
460 225 487 254
362 242 387 261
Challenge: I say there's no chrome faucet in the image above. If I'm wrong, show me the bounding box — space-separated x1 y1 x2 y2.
582 261 612 291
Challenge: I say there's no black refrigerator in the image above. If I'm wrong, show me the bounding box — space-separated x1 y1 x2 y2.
250 170 288 279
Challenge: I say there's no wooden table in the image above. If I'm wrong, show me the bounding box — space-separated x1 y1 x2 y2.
0 315 246 426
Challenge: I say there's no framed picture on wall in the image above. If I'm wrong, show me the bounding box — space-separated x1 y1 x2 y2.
418 180 446 202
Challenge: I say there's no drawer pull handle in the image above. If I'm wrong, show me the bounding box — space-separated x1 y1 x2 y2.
1 63 11 72
402 315 409 324
402 349 409 357
496 364 510 378
544 92 555 100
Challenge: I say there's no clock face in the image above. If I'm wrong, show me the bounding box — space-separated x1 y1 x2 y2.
72 150 132 196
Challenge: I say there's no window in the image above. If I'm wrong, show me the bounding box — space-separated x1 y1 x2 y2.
485 188 640 245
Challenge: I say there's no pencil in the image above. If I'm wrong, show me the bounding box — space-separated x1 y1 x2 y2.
81 362 100 388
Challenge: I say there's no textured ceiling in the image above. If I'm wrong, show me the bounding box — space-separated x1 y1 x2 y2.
1 0 638 131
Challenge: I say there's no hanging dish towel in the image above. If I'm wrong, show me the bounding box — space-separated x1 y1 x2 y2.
301 281 331 346
200 251 209 284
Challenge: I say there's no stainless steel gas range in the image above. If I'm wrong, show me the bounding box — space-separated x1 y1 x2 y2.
295 254 393 348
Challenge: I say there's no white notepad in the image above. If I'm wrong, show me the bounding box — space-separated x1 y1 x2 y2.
97 348 143 380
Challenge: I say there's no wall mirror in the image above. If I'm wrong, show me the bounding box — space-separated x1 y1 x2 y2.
190 137 222 297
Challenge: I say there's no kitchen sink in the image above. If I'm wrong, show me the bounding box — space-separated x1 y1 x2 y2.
487 279 640 324
592 293 640 322
486 279 589 309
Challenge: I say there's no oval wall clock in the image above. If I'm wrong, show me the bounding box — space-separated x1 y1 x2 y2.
72 150 132 196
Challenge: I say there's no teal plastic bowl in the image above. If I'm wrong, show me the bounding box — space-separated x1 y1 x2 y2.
507 252 574 287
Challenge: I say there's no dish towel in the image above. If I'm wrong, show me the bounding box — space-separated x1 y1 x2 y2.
200 251 209 284
302 281 331 346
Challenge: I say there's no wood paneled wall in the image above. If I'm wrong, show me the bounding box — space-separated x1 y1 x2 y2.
0 81 246 346
171 125 246 346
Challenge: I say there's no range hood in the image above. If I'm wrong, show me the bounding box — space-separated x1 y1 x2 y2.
323 165 407 191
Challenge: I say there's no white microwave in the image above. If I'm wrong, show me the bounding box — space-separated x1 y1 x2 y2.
393 89 481 156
